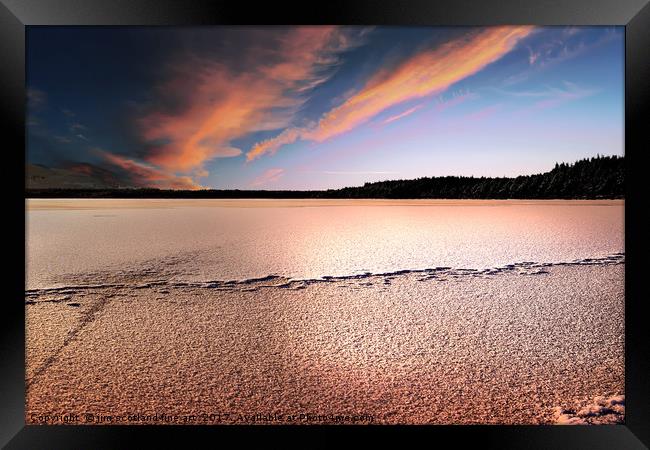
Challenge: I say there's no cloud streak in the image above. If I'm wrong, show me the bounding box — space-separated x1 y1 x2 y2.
136 26 363 184
98 149 201 190
465 104 503 121
247 26 534 161
531 81 598 110
497 81 598 114
250 168 285 187
382 105 423 125
27 88 47 109
502 27 621 87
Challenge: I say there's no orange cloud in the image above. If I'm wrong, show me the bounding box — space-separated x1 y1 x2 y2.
382 105 423 125
99 150 202 190
250 168 285 187
247 26 534 161
140 26 360 176
68 164 93 175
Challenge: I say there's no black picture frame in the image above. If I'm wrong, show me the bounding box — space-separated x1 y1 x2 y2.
2 0 649 448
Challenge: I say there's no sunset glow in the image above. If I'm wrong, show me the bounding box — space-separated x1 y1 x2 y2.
27 26 623 190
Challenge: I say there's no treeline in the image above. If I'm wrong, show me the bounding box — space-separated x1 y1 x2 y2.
326 155 624 199
26 155 624 199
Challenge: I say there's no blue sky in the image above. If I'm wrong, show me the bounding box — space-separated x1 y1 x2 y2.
27 26 624 190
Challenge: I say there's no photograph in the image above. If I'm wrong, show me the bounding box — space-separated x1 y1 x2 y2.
24 25 625 426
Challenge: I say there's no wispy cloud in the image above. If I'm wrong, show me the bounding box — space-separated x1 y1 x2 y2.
27 88 47 109
250 168 285 187
98 149 201 190
68 164 94 176
531 81 598 110
494 81 598 118
527 46 540 65
504 27 621 86
247 26 533 161
138 26 365 182
496 81 598 114
382 105 423 125
431 90 480 113
70 123 86 132
465 104 503 121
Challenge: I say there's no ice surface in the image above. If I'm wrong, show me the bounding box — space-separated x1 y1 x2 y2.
25 199 624 289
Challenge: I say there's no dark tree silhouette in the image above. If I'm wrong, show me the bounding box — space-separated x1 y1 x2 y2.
27 155 624 199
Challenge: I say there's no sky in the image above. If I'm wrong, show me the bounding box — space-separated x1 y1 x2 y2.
26 26 624 190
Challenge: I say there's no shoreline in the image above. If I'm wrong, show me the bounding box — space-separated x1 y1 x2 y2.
26 198 624 211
